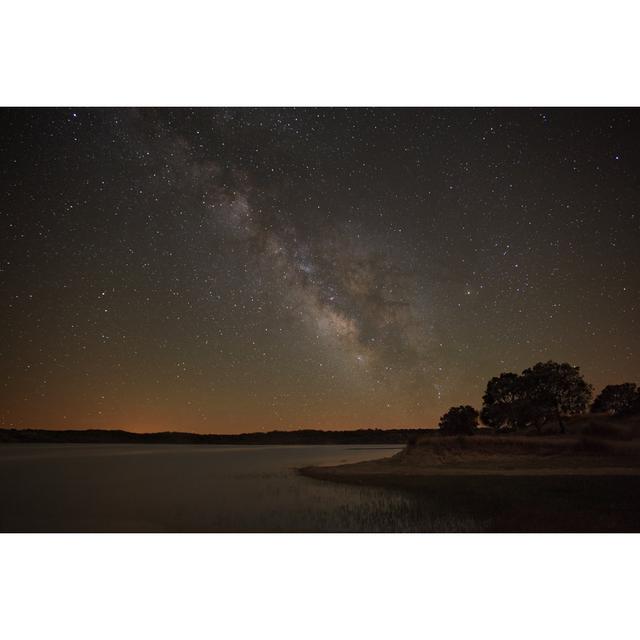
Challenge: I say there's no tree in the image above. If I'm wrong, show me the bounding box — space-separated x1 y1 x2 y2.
520 361 592 433
632 391 640 416
591 383 638 416
438 405 479 435
481 372 529 431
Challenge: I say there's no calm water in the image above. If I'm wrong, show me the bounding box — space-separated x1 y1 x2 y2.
0 443 451 532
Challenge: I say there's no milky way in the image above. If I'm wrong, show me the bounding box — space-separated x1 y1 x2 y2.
1 108 639 432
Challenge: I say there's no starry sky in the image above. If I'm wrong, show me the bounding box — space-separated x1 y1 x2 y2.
1 108 639 433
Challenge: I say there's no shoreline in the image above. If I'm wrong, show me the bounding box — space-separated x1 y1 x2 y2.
299 458 640 485
298 444 640 532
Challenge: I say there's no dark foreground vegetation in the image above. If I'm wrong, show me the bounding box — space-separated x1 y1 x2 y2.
301 470 640 532
439 360 640 435
0 427 427 446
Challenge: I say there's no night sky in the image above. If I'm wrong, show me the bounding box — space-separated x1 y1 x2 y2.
1 108 639 433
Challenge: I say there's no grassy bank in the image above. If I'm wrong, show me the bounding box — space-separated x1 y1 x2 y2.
299 414 640 532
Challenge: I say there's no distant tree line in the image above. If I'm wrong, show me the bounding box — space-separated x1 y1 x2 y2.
0 427 430 446
438 360 640 435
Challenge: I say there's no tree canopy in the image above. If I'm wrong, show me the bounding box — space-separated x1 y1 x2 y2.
438 405 479 435
480 372 532 431
480 361 592 433
591 383 639 416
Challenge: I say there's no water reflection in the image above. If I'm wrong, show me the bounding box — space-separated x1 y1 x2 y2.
0 444 482 532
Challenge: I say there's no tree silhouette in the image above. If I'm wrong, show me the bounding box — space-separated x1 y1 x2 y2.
438 405 479 435
591 383 638 416
480 361 593 433
520 361 592 433
481 372 529 431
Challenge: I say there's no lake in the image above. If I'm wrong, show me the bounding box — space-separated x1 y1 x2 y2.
0 443 437 532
